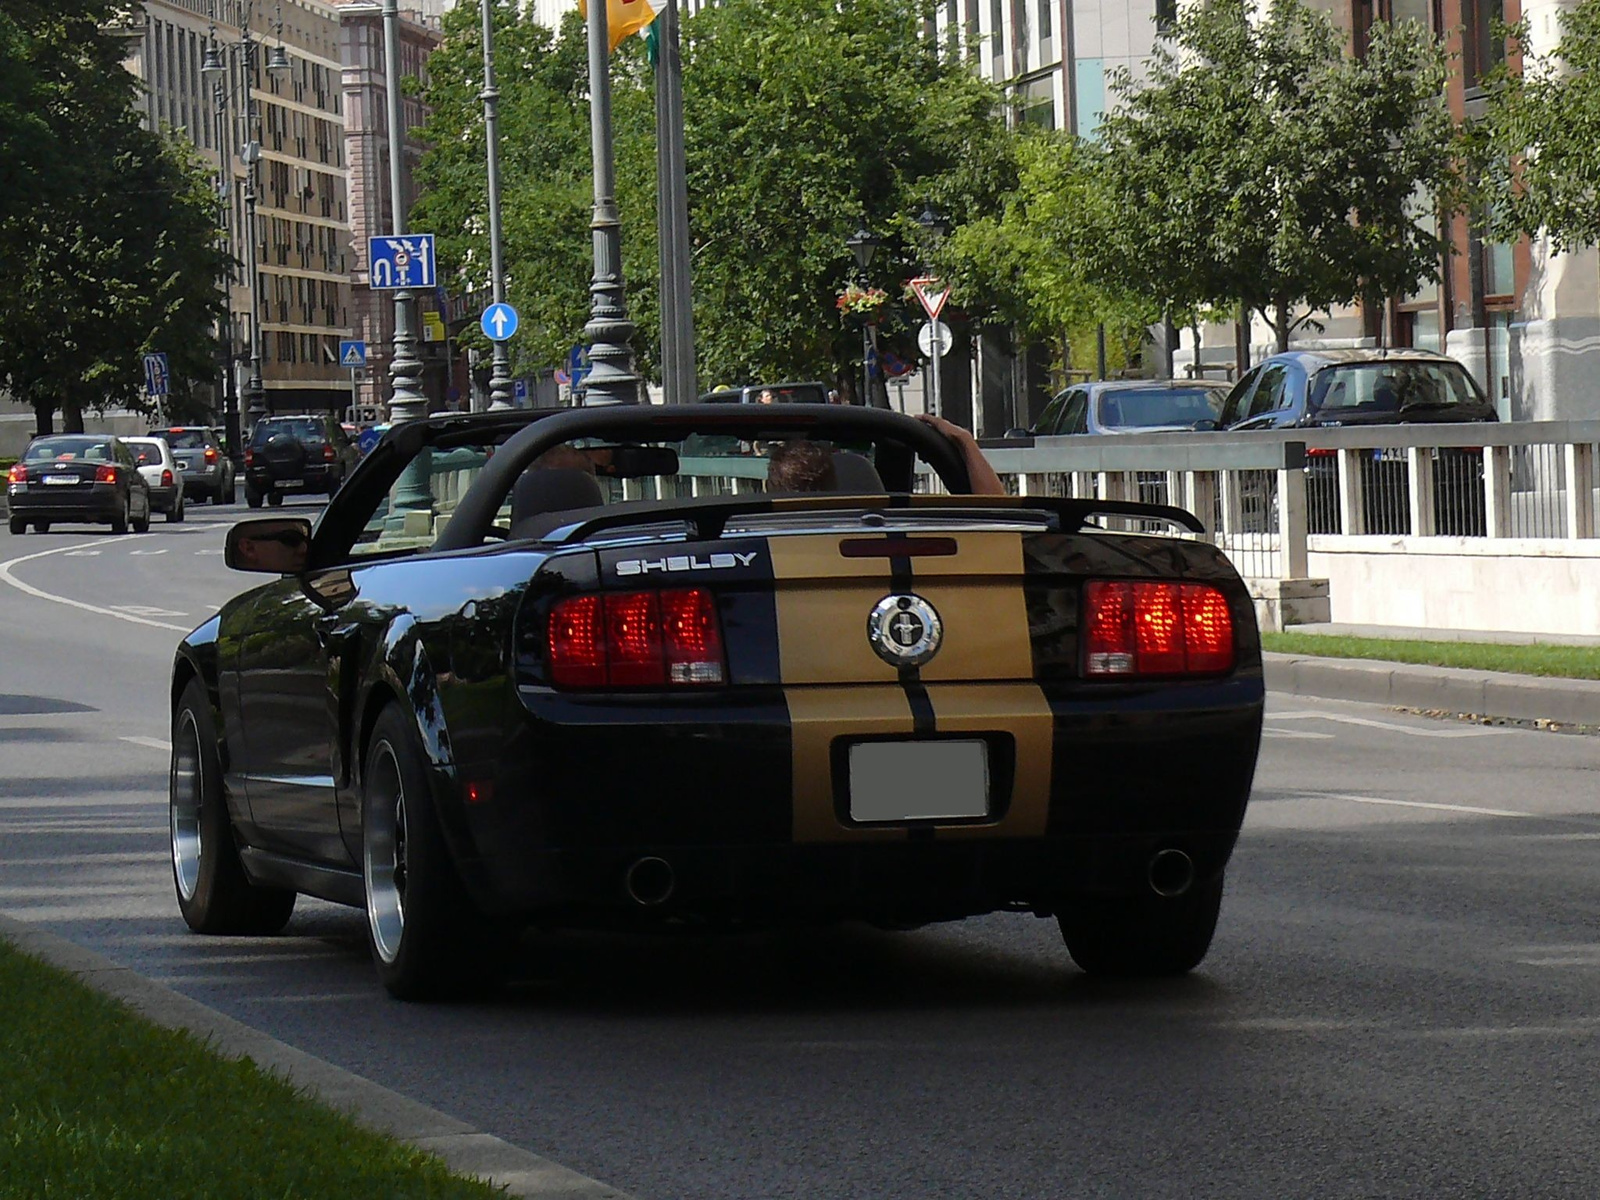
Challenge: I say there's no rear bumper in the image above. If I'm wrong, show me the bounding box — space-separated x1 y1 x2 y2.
443 676 1263 921
179 465 225 493
246 464 338 493
6 485 121 522
149 484 181 511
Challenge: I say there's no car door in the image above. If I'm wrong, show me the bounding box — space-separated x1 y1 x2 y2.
1059 390 1090 435
1032 391 1068 435
230 571 351 864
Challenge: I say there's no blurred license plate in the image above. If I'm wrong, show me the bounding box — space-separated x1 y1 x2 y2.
274 480 301 489
44 474 78 485
848 740 989 823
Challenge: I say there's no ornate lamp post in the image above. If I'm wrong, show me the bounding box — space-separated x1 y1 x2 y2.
381 0 427 427
845 224 881 407
202 4 289 447
580 0 639 405
479 0 512 410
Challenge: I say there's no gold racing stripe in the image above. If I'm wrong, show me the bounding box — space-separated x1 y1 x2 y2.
767 532 1052 843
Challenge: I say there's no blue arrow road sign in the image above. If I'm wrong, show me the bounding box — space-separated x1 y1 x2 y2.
338 339 367 368
480 302 519 342
143 353 170 397
357 426 382 455
367 234 437 289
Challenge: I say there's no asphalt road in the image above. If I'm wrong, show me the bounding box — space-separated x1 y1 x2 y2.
3 508 1599 1199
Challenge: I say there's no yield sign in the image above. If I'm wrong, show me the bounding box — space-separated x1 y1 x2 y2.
910 276 950 321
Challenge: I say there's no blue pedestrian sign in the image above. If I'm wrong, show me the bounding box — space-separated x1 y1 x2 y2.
367 234 437 289
143 352 170 397
480 302 519 342
338 339 367 368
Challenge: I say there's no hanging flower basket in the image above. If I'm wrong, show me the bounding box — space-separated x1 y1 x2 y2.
836 284 890 320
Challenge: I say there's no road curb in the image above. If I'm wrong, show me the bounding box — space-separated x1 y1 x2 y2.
0 914 632 1200
1264 651 1600 726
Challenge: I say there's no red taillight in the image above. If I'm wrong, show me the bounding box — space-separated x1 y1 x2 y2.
322 444 335 462
244 447 255 467
204 447 218 463
548 588 725 689
6 464 24 484
95 464 117 484
1082 581 1235 677
1306 447 1337 458
161 468 173 486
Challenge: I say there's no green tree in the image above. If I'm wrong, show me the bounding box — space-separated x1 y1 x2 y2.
1084 0 1458 352
0 0 225 433
414 0 1019 393
1476 0 1600 251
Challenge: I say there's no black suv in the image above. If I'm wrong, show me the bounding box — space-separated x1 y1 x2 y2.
243 414 359 508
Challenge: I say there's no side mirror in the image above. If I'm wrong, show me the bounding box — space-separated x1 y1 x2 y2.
1193 418 1219 432
226 517 312 574
1004 427 1031 439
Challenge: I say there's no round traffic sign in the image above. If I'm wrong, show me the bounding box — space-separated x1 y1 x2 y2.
480 302 520 342
918 320 953 358
357 427 381 455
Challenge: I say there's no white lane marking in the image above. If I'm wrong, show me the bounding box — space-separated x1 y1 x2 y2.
1270 710 1502 738
128 548 169 556
109 604 187 618
196 549 224 555
1322 791 1537 820
1263 728 1335 740
120 736 171 752
64 549 102 557
0 544 192 632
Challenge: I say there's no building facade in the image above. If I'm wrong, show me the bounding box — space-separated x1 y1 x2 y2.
127 0 357 418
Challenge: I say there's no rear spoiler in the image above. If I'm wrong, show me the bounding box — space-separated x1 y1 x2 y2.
537 494 1206 545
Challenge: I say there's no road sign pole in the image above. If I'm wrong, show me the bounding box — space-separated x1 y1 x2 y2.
930 341 942 419
382 0 431 529
480 0 513 412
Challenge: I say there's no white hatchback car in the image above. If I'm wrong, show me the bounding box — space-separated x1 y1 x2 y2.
124 436 186 522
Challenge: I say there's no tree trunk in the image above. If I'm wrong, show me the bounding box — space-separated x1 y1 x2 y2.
62 391 85 434
1274 297 1291 354
30 396 54 437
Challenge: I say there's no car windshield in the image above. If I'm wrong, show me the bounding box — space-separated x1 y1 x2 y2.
126 442 163 466
254 418 324 444
1097 387 1222 429
156 430 210 449
1310 362 1486 412
25 436 112 462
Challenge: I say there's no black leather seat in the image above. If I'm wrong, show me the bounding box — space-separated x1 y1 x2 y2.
831 450 885 493
508 468 605 540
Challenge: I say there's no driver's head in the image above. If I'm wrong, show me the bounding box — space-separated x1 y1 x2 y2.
766 440 836 493
533 443 595 473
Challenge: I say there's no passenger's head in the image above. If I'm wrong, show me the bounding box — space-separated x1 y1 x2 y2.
533 443 595 473
757 389 776 404
766 440 837 493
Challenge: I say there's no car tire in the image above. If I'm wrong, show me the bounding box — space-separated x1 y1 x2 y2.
168 495 184 523
245 485 263 509
170 677 296 935
1057 874 1224 978
267 491 283 507
131 501 151 534
110 501 128 535
34 521 51 534
362 704 502 1001
7 516 23 535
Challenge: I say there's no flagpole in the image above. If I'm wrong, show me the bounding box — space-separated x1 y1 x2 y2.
653 0 695 403
581 0 639 406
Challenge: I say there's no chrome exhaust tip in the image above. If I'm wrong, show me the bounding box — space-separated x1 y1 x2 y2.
1147 849 1195 899
625 857 676 907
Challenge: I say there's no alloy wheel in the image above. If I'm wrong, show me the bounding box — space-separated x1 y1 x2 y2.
170 709 204 902
363 740 409 964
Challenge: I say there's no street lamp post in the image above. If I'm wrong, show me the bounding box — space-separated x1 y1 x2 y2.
846 224 881 407
203 5 288 443
480 0 512 411
581 0 639 406
381 0 428 427
208 75 241 465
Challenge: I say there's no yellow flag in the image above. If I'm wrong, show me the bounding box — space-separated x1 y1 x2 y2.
576 0 661 54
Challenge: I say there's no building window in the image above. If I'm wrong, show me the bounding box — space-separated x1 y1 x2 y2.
1156 0 1177 34
990 0 1004 69
1019 74 1055 130
1465 0 1504 89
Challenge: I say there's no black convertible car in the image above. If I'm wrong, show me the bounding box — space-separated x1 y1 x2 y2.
169 405 1264 999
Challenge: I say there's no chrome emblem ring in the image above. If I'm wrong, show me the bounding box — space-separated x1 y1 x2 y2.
868 594 943 668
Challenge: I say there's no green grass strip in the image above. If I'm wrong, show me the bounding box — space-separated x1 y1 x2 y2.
0 937 504 1199
1262 632 1600 681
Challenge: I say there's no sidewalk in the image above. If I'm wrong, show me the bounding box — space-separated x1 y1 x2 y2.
1265 621 1600 727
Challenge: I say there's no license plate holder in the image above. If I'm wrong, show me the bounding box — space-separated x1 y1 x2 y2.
44 474 78 485
274 479 302 489
847 739 990 823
